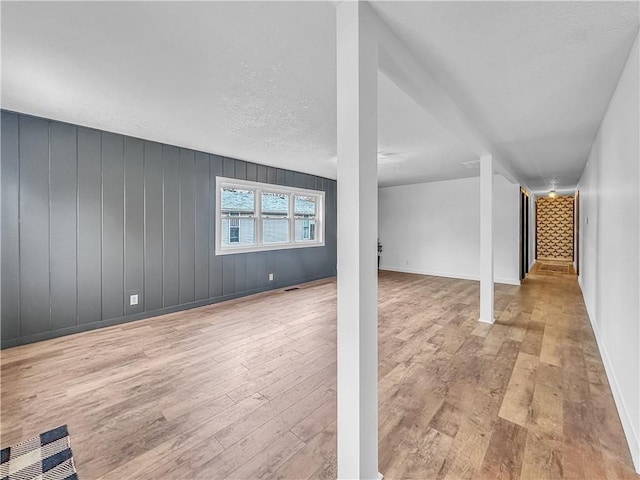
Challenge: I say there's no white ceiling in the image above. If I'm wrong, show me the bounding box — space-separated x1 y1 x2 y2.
1 1 338 178
378 72 477 187
371 1 640 191
2 1 638 190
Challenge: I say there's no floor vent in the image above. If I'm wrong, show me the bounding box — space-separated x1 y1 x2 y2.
284 287 300 292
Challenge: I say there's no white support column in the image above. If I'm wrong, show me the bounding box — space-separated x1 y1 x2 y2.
336 2 380 479
479 154 495 324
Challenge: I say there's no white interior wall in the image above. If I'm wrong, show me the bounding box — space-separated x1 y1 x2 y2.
577 31 640 472
378 174 520 285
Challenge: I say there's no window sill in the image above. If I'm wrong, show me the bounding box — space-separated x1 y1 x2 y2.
215 241 325 256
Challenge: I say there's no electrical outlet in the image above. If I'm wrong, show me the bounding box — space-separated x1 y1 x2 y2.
269 273 274 281
130 294 139 306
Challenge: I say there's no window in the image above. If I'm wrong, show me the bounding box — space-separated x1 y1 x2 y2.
216 177 325 255
262 191 290 244
220 188 256 247
294 195 317 241
229 218 240 243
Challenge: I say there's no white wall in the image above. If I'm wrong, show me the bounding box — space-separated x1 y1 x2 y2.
578 31 640 472
378 174 520 285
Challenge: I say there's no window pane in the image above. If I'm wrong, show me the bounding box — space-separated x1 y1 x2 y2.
221 218 256 246
294 195 317 242
230 227 239 243
295 195 316 216
262 192 289 217
263 219 289 244
295 218 316 241
221 188 255 215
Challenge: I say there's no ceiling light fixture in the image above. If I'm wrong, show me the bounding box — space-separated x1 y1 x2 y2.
548 189 558 198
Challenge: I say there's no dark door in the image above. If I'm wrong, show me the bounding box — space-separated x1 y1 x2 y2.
519 188 530 280
575 191 580 275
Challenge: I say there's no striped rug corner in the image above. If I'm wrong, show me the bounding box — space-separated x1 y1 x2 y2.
1 425 78 480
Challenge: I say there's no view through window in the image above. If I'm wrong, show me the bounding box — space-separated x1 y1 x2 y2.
216 177 325 255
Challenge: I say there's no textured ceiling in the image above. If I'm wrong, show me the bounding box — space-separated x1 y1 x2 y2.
371 1 640 190
2 1 638 189
1 1 338 178
378 72 478 187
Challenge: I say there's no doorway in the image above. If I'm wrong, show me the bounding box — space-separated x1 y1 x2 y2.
535 194 575 261
519 187 530 280
575 191 580 276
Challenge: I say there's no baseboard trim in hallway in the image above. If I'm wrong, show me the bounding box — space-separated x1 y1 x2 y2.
578 275 640 473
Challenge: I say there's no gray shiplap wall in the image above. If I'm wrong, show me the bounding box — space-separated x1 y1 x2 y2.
1 111 337 348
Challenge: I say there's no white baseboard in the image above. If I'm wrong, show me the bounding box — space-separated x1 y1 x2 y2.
379 265 521 286
528 259 536 271
578 279 640 473
337 472 383 480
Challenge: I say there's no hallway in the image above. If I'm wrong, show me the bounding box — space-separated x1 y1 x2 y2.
1 270 637 479
377 268 636 479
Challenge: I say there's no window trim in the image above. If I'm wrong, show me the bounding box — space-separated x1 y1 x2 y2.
215 176 325 255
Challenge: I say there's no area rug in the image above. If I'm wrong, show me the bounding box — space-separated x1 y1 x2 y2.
539 263 571 273
0 425 78 480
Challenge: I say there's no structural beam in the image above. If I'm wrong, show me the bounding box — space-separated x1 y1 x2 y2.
362 5 525 189
336 2 380 479
479 154 494 323
363 5 488 157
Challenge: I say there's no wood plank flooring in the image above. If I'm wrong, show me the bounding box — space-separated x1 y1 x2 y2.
1 267 638 479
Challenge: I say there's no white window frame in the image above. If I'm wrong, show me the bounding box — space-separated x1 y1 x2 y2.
215 177 325 255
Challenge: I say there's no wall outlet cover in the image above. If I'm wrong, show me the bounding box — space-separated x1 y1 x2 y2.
130 294 139 306
269 273 274 281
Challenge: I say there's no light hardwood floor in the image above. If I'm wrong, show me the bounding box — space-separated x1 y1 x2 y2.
1 267 638 479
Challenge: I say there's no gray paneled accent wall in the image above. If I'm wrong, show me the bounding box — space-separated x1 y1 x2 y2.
1 111 337 348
